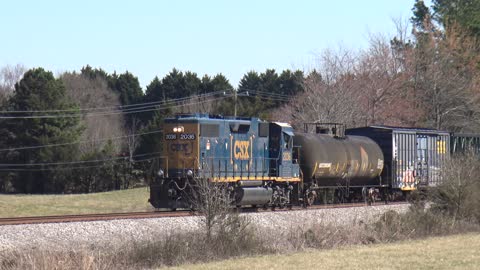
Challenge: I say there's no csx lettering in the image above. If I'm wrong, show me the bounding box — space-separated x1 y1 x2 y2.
234 141 250 160
170 143 190 153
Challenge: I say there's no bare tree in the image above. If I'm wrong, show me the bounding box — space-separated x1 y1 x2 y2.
0 64 26 105
61 72 126 154
276 48 366 128
61 73 128 192
355 33 405 125
189 178 250 243
123 117 142 188
410 25 480 132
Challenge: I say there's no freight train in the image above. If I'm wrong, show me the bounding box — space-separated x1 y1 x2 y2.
149 114 454 210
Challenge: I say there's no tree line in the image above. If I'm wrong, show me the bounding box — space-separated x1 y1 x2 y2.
1 0 480 194
0 65 304 193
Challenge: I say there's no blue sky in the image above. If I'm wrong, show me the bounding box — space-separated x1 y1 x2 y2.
1 0 421 88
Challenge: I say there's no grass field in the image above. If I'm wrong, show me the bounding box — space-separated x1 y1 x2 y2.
166 233 480 270
0 187 153 218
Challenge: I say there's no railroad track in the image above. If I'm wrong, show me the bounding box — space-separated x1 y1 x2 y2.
0 211 192 226
0 201 407 226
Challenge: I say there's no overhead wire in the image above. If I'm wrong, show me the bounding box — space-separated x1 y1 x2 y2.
0 156 160 172
0 129 164 152
0 89 293 119
0 152 162 167
0 90 229 114
0 95 231 119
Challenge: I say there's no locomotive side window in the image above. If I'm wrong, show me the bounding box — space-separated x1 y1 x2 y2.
229 123 250 133
200 124 219 137
259 123 269 137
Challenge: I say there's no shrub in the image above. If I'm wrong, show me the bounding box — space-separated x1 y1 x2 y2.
430 152 480 224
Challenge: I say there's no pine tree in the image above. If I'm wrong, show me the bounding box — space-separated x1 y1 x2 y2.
4 68 83 193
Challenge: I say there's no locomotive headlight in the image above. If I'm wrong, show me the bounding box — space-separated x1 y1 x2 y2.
173 126 184 133
186 169 193 179
157 169 164 178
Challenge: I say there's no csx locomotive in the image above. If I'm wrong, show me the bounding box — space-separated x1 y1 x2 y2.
149 114 451 209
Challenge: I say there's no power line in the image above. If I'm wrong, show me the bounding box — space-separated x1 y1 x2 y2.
239 89 294 98
0 129 164 153
0 90 228 114
0 152 162 167
0 89 293 119
239 91 293 102
0 95 231 119
0 156 160 172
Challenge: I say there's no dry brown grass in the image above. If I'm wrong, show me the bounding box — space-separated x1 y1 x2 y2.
0 187 152 218
165 233 480 270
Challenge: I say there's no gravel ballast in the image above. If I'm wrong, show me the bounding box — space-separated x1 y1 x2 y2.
0 204 408 252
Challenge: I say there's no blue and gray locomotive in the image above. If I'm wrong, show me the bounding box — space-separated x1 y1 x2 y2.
149 114 388 209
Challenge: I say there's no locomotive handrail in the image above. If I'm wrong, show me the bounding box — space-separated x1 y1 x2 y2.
303 122 346 138
197 157 288 180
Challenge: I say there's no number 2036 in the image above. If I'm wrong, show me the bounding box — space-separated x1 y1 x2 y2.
180 133 195 140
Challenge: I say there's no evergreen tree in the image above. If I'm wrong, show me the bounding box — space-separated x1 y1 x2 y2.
159 68 187 100
278 70 304 96
184 71 202 96
207 74 234 115
144 76 163 102
411 0 432 30
200 74 213 94
433 0 480 38
80 65 110 81
238 71 262 92
4 68 83 193
109 71 143 128
110 71 143 106
237 71 263 116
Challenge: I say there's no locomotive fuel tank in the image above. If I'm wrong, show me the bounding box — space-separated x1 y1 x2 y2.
294 132 384 187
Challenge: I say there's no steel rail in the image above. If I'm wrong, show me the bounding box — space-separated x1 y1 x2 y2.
0 201 408 226
0 211 192 226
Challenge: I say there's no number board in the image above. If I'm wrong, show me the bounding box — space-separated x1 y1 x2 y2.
165 134 177 140
180 133 196 140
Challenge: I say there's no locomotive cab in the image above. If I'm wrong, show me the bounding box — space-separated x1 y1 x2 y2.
268 122 300 179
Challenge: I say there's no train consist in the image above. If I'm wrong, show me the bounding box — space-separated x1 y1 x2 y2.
149 114 470 210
